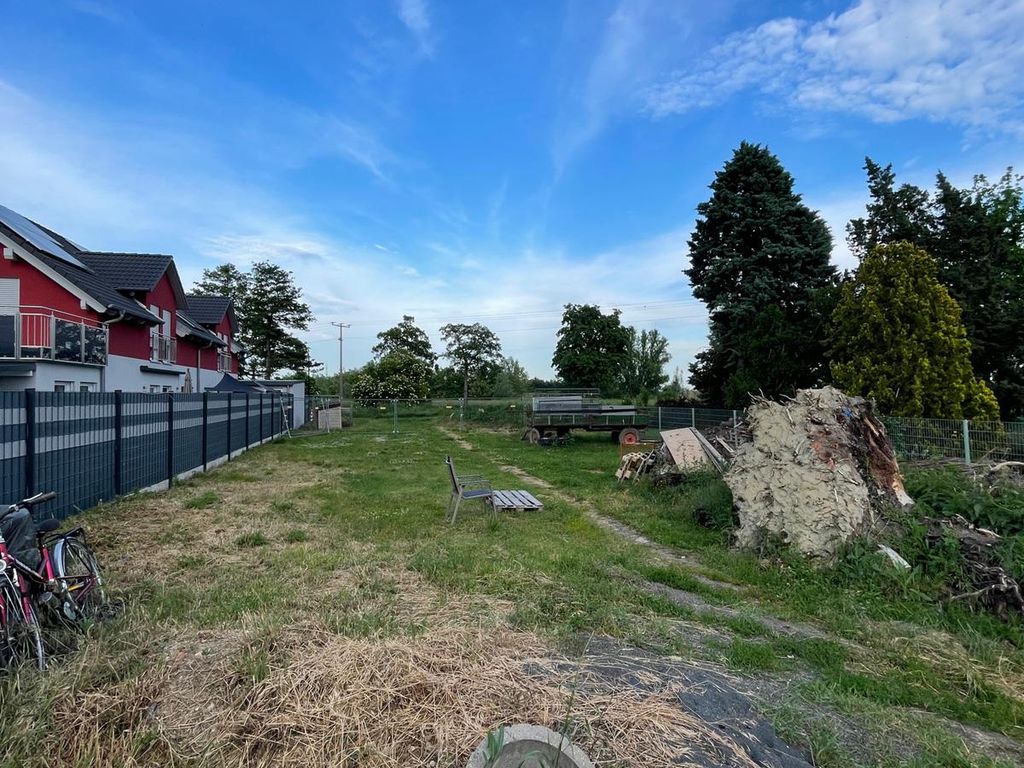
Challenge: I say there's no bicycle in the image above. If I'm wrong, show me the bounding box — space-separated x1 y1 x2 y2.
0 492 106 669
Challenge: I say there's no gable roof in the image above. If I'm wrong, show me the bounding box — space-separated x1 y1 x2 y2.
76 252 174 292
176 310 226 347
186 294 238 334
0 204 89 270
0 204 195 326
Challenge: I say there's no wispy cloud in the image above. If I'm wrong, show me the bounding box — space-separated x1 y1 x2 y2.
644 0 1024 135
396 0 436 58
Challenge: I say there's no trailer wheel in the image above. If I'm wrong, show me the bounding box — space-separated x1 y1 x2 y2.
619 428 641 445
524 428 541 444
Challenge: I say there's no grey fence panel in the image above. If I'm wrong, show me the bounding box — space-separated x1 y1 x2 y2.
173 394 204 476
33 393 115 521
248 396 261 444
0 393 25 508
207 394 230 461
230 394 247 453
122 394 169 493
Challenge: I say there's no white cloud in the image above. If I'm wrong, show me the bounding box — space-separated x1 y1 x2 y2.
645 0 1024 135
396 0 435 58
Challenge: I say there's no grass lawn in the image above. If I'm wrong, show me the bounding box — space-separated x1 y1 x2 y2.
0 414 1021 767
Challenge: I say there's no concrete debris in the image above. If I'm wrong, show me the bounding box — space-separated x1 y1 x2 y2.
725 387 913 563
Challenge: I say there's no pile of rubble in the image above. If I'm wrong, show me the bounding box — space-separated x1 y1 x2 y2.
726 387 912 563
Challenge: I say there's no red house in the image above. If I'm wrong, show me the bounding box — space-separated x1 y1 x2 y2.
0 203 240 392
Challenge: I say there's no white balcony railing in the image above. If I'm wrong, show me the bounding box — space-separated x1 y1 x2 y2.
150 333 177 364
0 308 108 365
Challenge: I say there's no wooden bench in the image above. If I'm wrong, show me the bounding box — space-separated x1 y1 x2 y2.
444 456 544 523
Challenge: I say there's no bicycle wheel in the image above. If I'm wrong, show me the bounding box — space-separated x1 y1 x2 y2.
53 535 107 621
0 571 45 670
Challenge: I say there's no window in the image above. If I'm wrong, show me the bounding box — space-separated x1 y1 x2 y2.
162 385 173 393
54 381 73 393
79 382 96 393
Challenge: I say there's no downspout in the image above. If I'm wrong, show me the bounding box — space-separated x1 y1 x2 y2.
99 310 126 394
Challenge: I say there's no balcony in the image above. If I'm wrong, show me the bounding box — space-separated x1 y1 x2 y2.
0 307 108 365
150 333 177 364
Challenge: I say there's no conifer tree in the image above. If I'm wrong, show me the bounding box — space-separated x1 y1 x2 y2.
830 242 999 420
686 142 836 405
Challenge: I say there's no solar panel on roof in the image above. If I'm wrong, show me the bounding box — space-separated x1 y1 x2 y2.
0 204 91 271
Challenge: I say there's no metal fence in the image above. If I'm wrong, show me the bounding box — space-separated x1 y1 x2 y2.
0 389 293 522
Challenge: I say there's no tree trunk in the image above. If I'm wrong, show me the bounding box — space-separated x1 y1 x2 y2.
462 367 469 414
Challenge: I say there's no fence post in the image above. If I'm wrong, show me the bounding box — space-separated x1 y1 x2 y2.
732 409 738 447
23 388 35 498
259 393 265 442
690 407 696 428
113 390 123 495
962 419 972 466
202 391 209 471
166 394 175 486
392 399 399 434
658 406 662 430
245 392 251 448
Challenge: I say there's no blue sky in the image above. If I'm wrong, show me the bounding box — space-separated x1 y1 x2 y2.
2 0 1022 379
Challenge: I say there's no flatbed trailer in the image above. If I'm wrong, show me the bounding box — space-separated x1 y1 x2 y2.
523 404 649 446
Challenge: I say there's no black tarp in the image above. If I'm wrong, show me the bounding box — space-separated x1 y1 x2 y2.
207 373 267 393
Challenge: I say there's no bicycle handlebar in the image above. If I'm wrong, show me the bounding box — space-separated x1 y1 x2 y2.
2 491 57 521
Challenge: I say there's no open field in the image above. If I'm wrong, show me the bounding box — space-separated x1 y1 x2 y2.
0 414 1021 767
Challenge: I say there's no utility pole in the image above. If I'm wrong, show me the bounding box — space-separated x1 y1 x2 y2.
331 322 350 413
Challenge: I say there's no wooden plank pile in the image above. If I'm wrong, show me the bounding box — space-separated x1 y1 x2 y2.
616 427 729 484
616 449 658 483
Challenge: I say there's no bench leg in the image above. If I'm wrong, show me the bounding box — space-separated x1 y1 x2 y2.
450 493 463 524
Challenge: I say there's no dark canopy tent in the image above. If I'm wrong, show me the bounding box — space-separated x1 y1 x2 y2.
207 374 267 393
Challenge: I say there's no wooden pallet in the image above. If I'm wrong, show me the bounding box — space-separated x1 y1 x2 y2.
492 489 544 511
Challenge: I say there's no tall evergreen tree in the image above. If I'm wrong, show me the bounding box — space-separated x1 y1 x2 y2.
846 158 933 258
193 261 315 379
830 242 999 420
847 161 1024 417
686 142 836 406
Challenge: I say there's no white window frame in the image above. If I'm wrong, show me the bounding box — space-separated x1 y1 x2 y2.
54 381 73 392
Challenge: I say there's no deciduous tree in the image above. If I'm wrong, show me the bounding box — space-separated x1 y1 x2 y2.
830 242 999 420
440 323 502 410
372 315 436 364
551 304 630 394
619 328 670 401
686 142 836 406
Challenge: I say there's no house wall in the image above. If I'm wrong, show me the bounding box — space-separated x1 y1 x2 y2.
108 272 177 358
106 353 184 392
0 362 102 392
0 255 99 319
196 316 237 373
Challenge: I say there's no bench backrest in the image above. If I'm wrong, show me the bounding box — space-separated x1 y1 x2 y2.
444 455 459 493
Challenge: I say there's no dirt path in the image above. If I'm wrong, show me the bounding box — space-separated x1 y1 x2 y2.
444 427 832 644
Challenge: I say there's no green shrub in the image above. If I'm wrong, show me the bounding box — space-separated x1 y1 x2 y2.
678 472 735 530
904 467 1024 536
